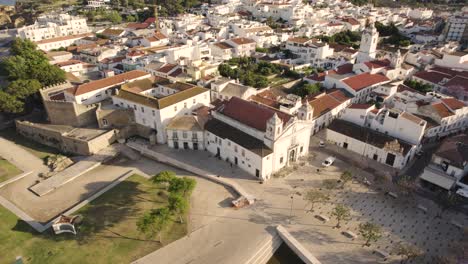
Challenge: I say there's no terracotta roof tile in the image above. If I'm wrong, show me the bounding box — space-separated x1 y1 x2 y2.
432 102 453 118
364 59 391 69
308 94 341 118
348 103 372 109
69 70 150 96
229 37 256 45
218 97 292 132
343 73 389 91
441 98 466 110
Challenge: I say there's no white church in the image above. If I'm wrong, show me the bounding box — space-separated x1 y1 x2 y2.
204 97 314 180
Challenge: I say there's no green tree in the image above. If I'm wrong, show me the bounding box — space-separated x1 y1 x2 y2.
304 189 329 213
106 10 122 24
168 177 196 196
168 193 188 223
0 91 24 113
331 204 351 228
358 222 382 247
126 15 137 22
404 79 433 93
340 170 353 187
152 170 176 189
137 207 171 242
392 242 422 264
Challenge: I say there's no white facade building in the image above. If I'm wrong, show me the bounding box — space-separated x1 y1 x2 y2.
17 13 90 42
326 118 417 169
64 70 151 105
356 22 379 64
204 97 313 180
112 77 211 144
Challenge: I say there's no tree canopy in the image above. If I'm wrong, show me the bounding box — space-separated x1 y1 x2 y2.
291 82 321 97
0 39 65 113
404 80 433 93
218 58 282 88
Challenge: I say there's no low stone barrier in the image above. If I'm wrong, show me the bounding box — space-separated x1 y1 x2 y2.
276 225 322 264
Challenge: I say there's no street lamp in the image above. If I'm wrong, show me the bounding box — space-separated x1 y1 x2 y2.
288 186 298 224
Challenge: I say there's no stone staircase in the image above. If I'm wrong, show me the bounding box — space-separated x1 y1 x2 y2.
246 231 283 264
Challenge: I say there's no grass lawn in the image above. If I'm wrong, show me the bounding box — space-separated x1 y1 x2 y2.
0 127 65 160
0 174 188 264
0 158 22 183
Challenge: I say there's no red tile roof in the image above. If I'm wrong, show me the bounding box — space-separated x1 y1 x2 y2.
441 98 466 110
342 17 360 25
126 22 150 29
157 63 178 74
68 70 150 96
444 76 468 92
144 17 156 24
343 73 389 91
229 37 256 45
431 102 453 118
348 103 373 109
364 59 391 69
413 71 451 84
336 63 354 75
308 93 342 118
218 97 293 132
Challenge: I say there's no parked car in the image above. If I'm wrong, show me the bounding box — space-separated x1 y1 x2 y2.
319 141 325 147
322 156 336 167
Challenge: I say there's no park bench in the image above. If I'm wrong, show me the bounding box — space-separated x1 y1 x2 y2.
417 204 428 213
450 220 463 229
373 249 389 260
315 214 330 222
341 230 357 240
387 192 398 199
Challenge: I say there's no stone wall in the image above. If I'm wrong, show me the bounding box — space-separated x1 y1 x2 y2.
95 106 135 129
43 100 98 127
15 120 116 156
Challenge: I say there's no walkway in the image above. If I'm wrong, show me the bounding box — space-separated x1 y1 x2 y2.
0 137 48 174
132 137 467 263
127 141 256 203
29 145 119 196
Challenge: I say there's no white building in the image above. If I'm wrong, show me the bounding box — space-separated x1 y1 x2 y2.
112 76 211 144
408 8 433 20
17 13 90 42
211 80 257 101
241 0 311 25
412 67 468 103
307 89 352 134
86 0 110 9
326 118 417 169
356 22 379 64
205 97 313 180
445 14 468 43
420 134 468 196
64 70 151 105
35 33 94 51
285 37 334 68
324 72 390 103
